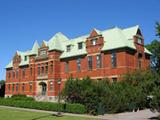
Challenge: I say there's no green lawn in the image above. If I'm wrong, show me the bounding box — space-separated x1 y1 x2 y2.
0 107 97 120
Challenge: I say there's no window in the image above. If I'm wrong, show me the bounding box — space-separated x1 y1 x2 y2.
38 65 40 75
45 64 48 74
41 66 44 74
22 69 25 78
112 78 117 83
91 38 97 45
88 56 93 70
16 83 18 92
66 45 71 52
8 72 11 79
12 71 15 78
24 56 27 61
137 38 142 44
40 50 47 56
78 42 83 49
65 61 69 73
8 84 10 91
111 53 117 68
77 58 81 71
16 69 18 78
138 53 142 69
12 84 15 92
22 83 25 92
96 54 102 68
50 63 53 73
29 83 32 92
50 81 53 91
30 68 32 76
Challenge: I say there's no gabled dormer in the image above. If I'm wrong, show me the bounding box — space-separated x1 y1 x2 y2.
133 27 145 54
13 51 21 68
38 40 48 56
133 28 144 45
36 40 49 61
86 29 104 54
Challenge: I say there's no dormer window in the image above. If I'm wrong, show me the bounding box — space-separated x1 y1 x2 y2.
24 56 27 61
40 49 47 56
91 38 97 45
66 45 71 52
137 38 142 44
78 42 83 49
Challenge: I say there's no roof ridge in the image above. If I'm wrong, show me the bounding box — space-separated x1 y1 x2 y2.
122 25 139 31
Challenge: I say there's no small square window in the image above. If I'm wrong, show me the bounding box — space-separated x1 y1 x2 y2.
137 38 142 44
78 42 83 49
91 38 97 45
66 45 71 52
40 50 47 56
24 56 27 61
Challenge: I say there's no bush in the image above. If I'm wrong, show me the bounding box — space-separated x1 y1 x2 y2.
0 98 86 114
9 94 34 101
65 103 86 114
63 69 160 114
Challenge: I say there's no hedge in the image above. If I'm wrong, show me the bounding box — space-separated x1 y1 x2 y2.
9 94 34 101
65 103 86 114
0 98 86 114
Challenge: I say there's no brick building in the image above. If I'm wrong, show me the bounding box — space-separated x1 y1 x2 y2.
5 25 151 101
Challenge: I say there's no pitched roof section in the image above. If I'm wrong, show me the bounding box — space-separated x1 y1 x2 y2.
60 35 88 58
30 41 39 55
102 27 134 51
5 25 152 68
122 25 139 40
48 32 69 51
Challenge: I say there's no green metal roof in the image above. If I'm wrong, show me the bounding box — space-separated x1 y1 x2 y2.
6 25 152 69
48 32 69 51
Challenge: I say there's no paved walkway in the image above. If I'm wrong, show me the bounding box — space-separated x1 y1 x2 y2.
0 105 159 120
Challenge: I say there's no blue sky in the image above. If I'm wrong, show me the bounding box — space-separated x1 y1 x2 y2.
0 0 160 80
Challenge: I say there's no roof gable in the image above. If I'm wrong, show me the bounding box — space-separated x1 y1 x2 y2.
89 29 100 38
48 32 69 51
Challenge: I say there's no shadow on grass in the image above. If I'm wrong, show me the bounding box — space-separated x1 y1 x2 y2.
31 113 62 120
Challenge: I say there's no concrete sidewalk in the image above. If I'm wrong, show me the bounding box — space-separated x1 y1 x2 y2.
0 105 159 120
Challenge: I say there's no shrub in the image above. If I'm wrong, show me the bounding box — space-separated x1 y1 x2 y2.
9 94 34 101
65 103 86 114
0 98 86 114
63 69 160 114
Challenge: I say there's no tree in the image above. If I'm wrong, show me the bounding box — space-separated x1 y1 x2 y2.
145 22 160 73
0 80 5 97
156 22 160 37
146 40 160 73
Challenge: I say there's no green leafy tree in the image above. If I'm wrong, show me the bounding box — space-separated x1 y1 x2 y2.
63 69 160 114
146 40 160 73
156 22 160 37
0 80 5 97
146 22 160 73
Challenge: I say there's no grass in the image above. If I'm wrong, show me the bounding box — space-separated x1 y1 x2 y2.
0 107 96 120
